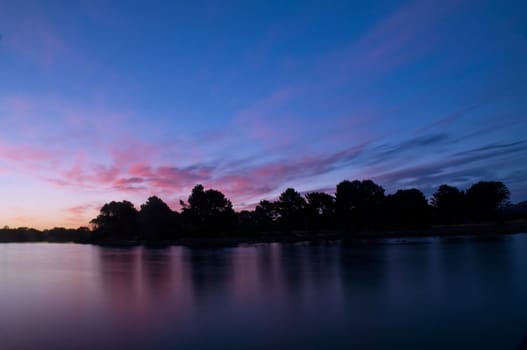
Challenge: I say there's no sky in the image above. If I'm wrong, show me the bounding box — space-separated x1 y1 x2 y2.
0 0 526 229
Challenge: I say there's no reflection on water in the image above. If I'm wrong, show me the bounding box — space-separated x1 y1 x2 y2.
1 234 527 349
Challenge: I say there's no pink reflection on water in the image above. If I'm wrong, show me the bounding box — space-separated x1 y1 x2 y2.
1 238 526 349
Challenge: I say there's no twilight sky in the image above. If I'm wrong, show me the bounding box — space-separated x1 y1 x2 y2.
0 0 526 229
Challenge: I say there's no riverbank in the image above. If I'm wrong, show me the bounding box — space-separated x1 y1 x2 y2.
352 220 527 239
96 220 527 247
1 220 526 246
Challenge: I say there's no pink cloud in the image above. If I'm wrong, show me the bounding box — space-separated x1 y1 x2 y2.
66 204 96 217
0 142 53 163
108 141 160 168
93 165 121 184
0 93 171 196
113 177 146 192
39 147 212 199
129 163 153 177
0 95 369 222
0 90 371 225
148 166 213 190
198 143 367 206
38 138 366 216
63 161 87 183
209 174 274 203
63 203 101 227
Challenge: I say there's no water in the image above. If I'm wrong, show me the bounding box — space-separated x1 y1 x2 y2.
1 234 527 350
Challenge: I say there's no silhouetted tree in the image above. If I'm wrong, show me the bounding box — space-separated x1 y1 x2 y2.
236 210 254 231
503 200 527 220
385 189 430 228
44 226 92 243
140 196 179 241
431 184 465 224
335 180 385 229
253 200 279 230
181 185 236 234
305 192 335 229
465 181 510 222
276 188 306 229
2 178 518 244
90 200 141 239
0 227 41 242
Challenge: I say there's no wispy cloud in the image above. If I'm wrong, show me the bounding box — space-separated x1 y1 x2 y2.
0 0 525 229
371 140 527 196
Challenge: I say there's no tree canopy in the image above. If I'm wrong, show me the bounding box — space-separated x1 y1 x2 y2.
140 196 179 240
181 184 236 234
276 188 306 229
90 200 141 239
336 180 385 228
431 184 465 223
465 181 510 221
84 179 516 242
305 192 335 229
386 189 430 228
0 179 518 244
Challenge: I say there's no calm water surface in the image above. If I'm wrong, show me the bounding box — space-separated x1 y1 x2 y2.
1 234 527 350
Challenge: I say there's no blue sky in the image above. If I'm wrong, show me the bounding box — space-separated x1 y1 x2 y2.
0 0 526 228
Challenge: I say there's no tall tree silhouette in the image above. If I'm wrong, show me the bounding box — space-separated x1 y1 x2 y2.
236 210 257 233
253 200 279 230
465 181 510 221
77 179 521 241
305 192 335 229
431 184 465 224
385 189 430 228
140 196 179 241
277 188 306 229
181 185 236 234
335 180 385 229
90 201 141 239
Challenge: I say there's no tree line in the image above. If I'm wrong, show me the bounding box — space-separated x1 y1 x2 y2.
0 180 516 243
0 226 92 243
86 180 514 243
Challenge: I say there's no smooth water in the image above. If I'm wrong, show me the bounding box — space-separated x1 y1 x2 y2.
1 234 527 350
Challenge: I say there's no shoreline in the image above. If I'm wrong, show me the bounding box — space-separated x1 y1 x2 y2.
97 221 527 247
1 221 526 247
